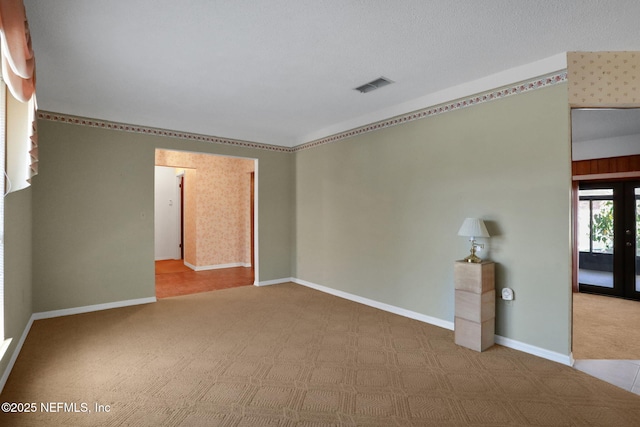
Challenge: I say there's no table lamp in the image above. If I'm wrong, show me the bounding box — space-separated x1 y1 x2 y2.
458 218 490 263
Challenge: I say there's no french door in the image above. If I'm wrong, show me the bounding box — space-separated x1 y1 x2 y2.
577 181 640 300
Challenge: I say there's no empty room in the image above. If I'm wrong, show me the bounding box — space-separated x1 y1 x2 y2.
1 1 640 425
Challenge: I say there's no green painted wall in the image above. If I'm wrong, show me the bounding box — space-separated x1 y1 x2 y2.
32 120 293 312
294 84 572 355
21 81 572 358
2 188 33 377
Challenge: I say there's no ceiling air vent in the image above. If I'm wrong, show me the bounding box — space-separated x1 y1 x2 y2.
354 77 394 94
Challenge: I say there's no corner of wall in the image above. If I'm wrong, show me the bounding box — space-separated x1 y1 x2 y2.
1 186 34 393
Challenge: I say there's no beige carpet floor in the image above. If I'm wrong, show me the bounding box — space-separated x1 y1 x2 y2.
572 292 640 360
1 283 640 426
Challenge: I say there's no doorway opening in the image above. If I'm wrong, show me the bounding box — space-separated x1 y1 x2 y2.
153 149 258 298
570 108 640 390
154 166 186 262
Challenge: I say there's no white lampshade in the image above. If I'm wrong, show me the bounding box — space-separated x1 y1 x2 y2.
457 218 489 238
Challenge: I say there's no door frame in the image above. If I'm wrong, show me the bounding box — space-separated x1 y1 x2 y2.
621 181 640 300
177 172 184 260
575 179 640 300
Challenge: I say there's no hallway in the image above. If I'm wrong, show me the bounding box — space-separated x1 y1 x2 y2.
155 260 254 298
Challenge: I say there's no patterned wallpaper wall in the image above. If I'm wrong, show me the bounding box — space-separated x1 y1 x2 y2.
568 51 640 107
155 149 254 268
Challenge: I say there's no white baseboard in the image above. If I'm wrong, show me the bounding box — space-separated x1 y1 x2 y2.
32 297 157 320
184 262 251 271
0 339 11 363
292 278 455 331
0 317 34 394
493 335 572 366
0 296 157 394
292 277 573 366
255 277 294 287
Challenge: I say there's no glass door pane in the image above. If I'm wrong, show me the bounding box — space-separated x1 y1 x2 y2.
578 188 614 289
577 200 591 252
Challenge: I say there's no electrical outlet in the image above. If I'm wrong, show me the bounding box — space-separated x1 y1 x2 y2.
501 288 514 301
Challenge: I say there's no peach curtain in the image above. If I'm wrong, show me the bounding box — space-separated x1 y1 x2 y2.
0 0 37 191
0 0 35 103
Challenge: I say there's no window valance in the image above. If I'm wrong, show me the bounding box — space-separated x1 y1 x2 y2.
0 0 35 103
0 0 37 193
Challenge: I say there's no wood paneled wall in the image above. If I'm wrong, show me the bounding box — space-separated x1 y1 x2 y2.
572 154 640 177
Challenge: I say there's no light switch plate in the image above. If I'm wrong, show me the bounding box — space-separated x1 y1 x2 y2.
501 288 514 301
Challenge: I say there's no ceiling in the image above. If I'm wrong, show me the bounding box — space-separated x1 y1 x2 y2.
571 108 640 160
572 109 640 144
23 0 640 148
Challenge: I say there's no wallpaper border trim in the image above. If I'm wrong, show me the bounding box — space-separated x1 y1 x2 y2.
295 71 567 151
38 70 567 153
37 111 292 153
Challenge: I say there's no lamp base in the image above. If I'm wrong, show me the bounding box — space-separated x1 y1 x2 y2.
463 254 483 263
463 239 484 263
